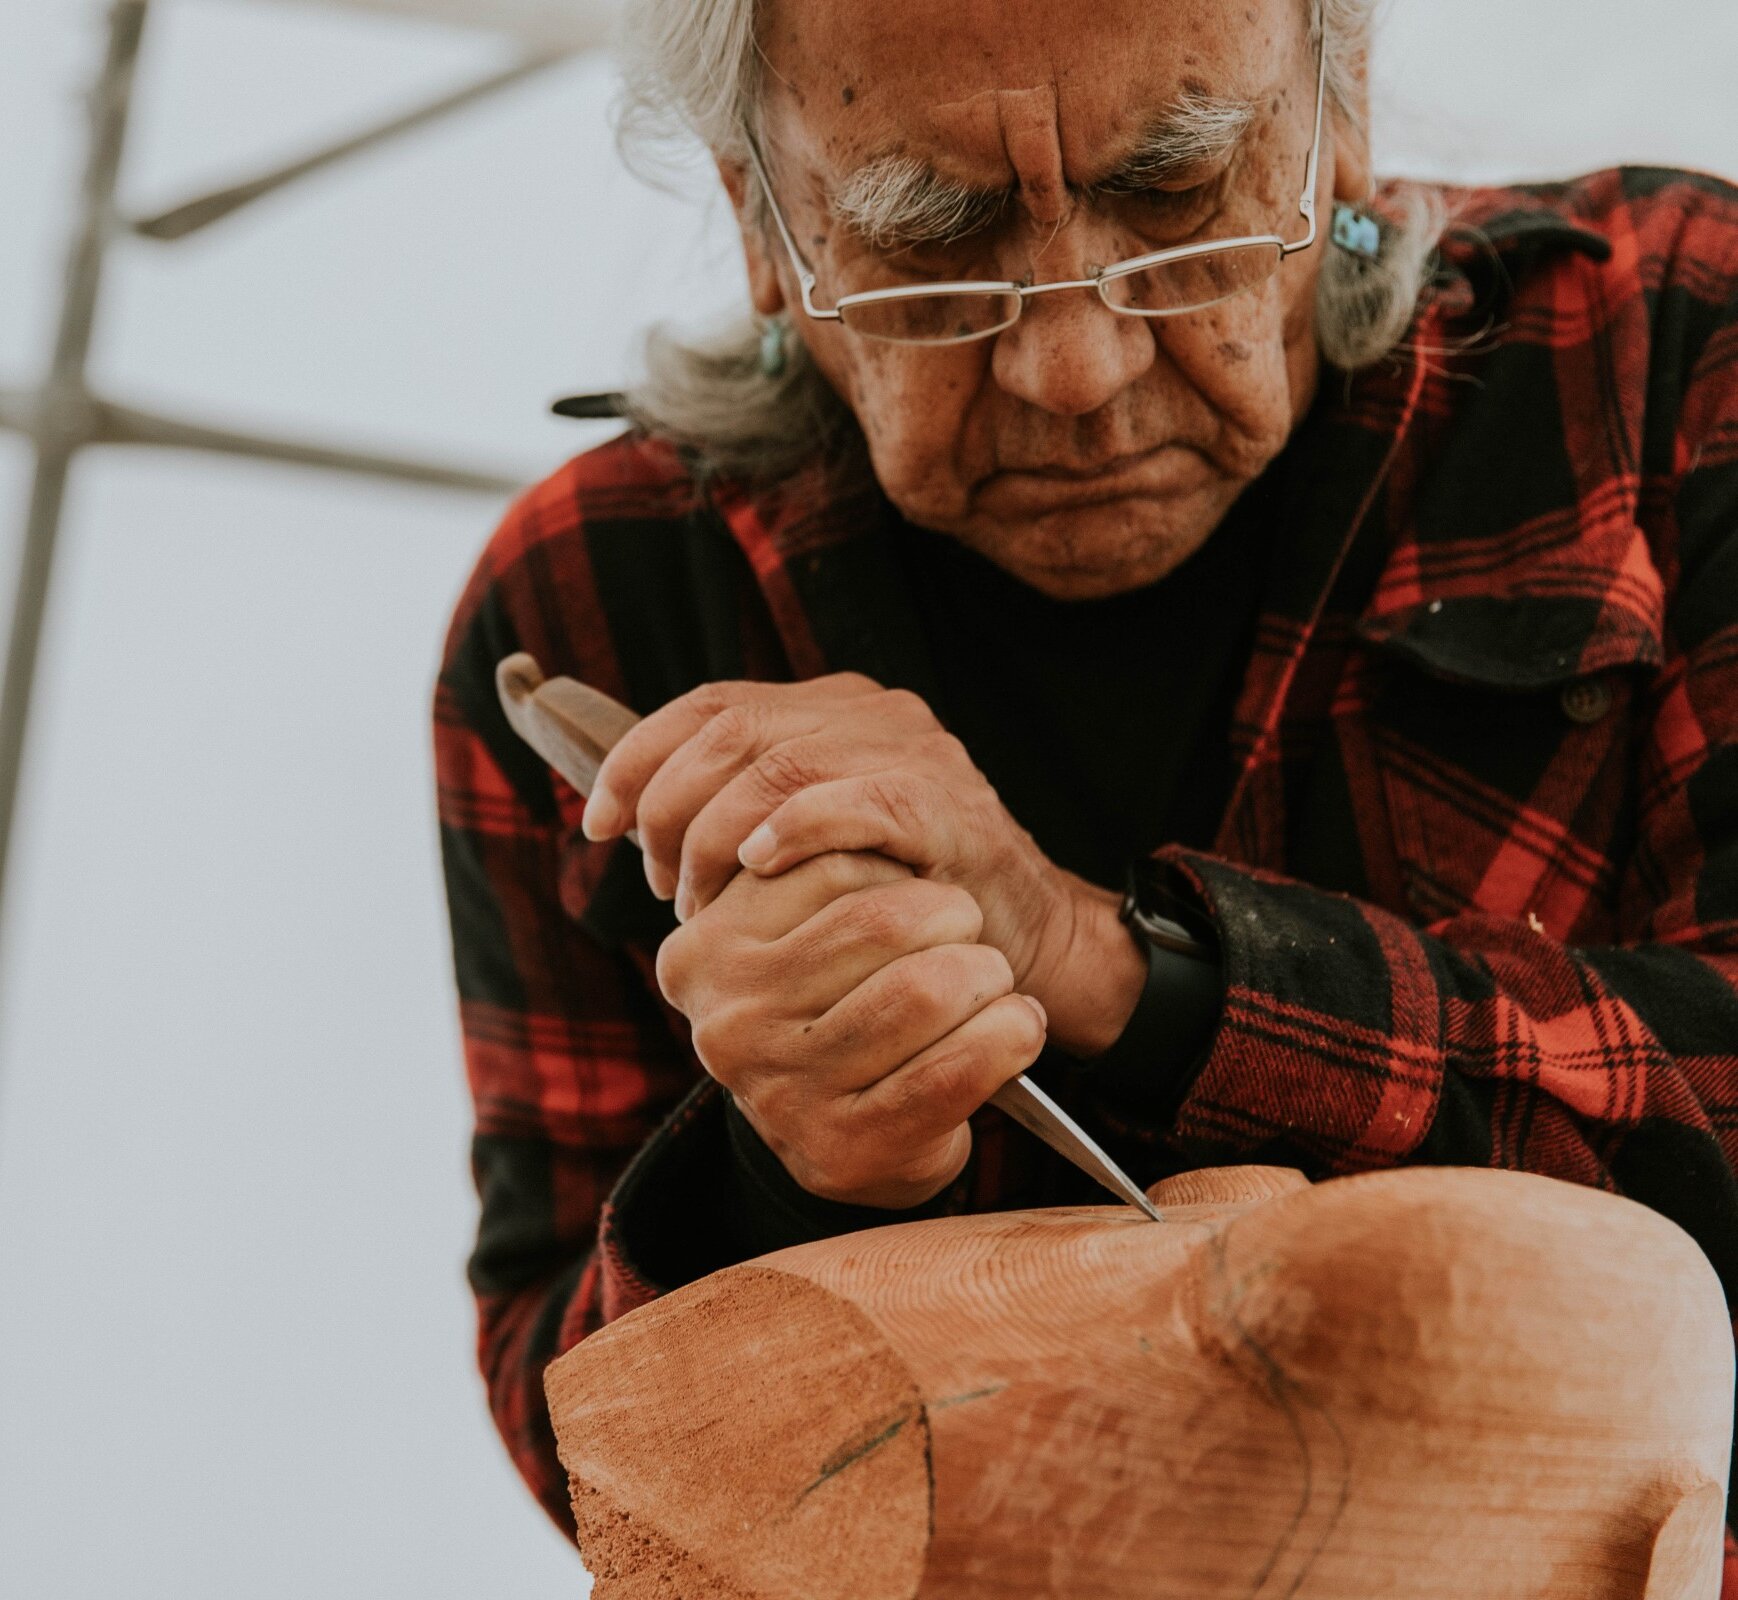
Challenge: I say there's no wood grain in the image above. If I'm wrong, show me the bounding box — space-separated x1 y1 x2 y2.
547 1166 1732 1599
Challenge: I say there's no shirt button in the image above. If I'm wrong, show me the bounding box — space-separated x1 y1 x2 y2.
1560 677 1614 725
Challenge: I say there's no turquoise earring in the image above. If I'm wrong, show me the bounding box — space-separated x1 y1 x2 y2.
1331 202 1383 260
758 317 789 378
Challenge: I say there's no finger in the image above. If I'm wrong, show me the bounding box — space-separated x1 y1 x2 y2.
762 877 986 1016
704 849 916 945
674 742 915 920
783 1118 975 1212
804 941 1020 1093
582 675 881 843
654 850 914 1026
639 717 835 906
847 990 1047 1151
734 770 959 879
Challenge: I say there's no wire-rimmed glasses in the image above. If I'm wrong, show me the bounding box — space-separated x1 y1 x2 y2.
744 6 1329 347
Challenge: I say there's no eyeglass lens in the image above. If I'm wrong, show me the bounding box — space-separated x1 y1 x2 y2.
1100 240 1285 315
838 289 1022 345
835 239 1286 344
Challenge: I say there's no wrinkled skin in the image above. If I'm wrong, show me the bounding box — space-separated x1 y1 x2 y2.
588 0 1374 1208
728 0 1372 598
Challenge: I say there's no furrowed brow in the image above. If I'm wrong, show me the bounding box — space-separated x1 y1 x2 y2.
831 155 1009 250
1091 93 1258 193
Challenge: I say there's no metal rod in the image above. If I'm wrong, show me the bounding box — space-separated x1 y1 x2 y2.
2 380 526 492
128 47 575 241
89 396 527 493
0 0 149 961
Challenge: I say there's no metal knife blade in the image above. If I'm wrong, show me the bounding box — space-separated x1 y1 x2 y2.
495 652 1164 1224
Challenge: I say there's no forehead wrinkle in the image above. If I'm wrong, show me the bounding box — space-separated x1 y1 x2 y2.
815 72 1266 247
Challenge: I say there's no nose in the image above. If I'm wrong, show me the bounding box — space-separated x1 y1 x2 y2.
990 231 1158 416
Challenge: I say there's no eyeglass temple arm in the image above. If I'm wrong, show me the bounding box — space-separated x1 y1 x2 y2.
742 133 844 322
1286 1 1329 256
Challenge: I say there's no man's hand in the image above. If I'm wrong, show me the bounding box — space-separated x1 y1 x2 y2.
583 673 1148 1055
581 672 1084 1008
654 849 1048 1209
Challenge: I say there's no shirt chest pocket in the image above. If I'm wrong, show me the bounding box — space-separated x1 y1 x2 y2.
1353 595 1662 942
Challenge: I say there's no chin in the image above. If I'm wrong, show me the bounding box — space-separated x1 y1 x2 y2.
943 490 1235 601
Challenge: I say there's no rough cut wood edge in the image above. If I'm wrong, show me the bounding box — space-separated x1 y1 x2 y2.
548 1166 1733 1600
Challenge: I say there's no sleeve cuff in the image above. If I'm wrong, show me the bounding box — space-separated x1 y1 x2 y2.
596 1074 974 1316
722 1094 964 1257
596 1076 739 1318
1149 844 1444 1169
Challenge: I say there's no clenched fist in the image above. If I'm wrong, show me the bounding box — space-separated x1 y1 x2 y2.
653 849 1049 1209
582 672 1145 1057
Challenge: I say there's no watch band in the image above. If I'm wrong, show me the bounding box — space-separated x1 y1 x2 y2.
1080 860 1225 1122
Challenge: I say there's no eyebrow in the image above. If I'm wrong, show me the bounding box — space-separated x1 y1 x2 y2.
829 92 1258 250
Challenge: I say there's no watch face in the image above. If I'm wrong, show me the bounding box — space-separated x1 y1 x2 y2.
1121 857 1214 959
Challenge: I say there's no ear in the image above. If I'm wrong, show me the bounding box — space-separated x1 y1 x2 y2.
1323 50 1374 204
716 155 787 318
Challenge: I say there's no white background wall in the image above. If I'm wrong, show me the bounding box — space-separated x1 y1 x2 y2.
0 2 1732 1595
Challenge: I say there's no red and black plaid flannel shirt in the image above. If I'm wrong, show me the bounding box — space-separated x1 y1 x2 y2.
435 166 1738 1576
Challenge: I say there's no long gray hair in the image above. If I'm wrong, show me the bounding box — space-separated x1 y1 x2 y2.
613 0 1441 481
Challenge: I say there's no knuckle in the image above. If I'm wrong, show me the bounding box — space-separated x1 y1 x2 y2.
914 1047 980 1115
753 741 814 799
878 957 953 1032
978 944 1016 992
686 1006 739 1076
874 1061 936 1130
840 890 911 949
741 1073 800 1138
861 769 923 827
654 928 693 1002
683 681 742 720
917 727 968 765
696 700 760 757
689 997 775 1084
881 687 937 727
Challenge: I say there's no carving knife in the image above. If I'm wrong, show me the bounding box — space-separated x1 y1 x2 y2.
496 652 1165 1224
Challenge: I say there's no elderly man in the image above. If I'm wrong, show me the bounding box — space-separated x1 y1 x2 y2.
434 0 1738 1576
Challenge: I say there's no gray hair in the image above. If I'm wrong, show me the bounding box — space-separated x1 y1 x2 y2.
614 0 1443 481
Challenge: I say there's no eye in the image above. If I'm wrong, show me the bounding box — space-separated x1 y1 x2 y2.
1131 182 1213 212
1095 166 1230 239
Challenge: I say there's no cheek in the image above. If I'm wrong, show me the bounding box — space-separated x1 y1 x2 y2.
1159 268 1320 457
804 330 992 517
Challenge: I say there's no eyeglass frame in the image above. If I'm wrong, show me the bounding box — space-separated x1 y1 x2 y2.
742 1 1329 344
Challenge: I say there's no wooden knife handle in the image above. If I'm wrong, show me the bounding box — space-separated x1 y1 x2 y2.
495 652 643 846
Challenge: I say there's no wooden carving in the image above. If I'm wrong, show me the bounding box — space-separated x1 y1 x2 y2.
546 1165 1732 1599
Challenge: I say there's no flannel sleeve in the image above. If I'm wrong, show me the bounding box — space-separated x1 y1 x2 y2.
1148 271 1738 1306
435 679 706 1530
433 500 755 1532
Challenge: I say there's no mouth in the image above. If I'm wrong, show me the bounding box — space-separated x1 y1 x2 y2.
975 444 1210 514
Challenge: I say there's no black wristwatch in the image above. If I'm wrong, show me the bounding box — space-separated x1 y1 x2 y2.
1079 858 1225 1120
1117 856 1215 960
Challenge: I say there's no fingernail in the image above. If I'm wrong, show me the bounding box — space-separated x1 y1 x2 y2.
1021 995 1048 1029
738 823 777 868
581 791 618 840
674 884 693 923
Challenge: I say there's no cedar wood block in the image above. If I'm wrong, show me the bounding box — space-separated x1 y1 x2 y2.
546 1165 1733 1599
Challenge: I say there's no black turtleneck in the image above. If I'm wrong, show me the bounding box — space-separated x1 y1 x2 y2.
722 460 1287 1258
892 464 1284 892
